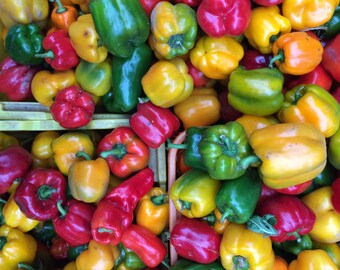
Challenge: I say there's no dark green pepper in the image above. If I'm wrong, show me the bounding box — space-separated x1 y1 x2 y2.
114 243 146 269
0 199 5 226
5 23 44 65
29 219 57 245
90 0 150 58
274 234 313 256
318 5 340 39
215 168 262 224
68 243 88 261
102 43 153 113
171 259 224 270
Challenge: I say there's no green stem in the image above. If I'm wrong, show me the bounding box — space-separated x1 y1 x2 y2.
17 263 35 270
38 185 57 200
114 243 126 266
246 214 278 237
232 255 250 270
75 151 92 160
166 140 188 150
168 34 184 49
292 86 305 105
138 97 150 104
202 212 216 226
57 200 67 218
179 199 191 211
0 199 7 204
239 155 261 169
55 0 67 13
100 143 127 160
97 227 113 234
269 33 281 44
35 50 55 59
0 236 6 250
162 260 170 269
220 208 233 223
220 135 238 157
150 194 168 205
287 231 301 242
269 49 284 68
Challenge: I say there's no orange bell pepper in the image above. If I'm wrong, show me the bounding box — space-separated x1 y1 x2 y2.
273 256 288 270
51 0 78 31
288 249 338 270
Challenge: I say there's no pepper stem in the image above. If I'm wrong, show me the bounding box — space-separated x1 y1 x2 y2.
97 227 113 234
99 143 127 160
54 0 67 13
246 214 278 237
220 135 238 157
166 140 188 150
0 236 6 250
292 86 305 105
56 200 67 218
35 50 55 59
17 263 35 270
269 49 285 68
138 97 150 104
202 211 216 226
151 194 168 205
114 243 126 266
239 155 261 169
168 34 184 49
0 199 7 204
75 151 92 160
179 199 191 211
287 231 301 242
232 255 250 270
220 208 234 223
38 185 57 200
162 260 170 269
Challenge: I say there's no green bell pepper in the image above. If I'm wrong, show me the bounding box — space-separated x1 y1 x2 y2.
75 59 112 97
5 23 44 65
328 127 340 170
215 168 262 224
199 121 259 180
102 43 153 113
319 5 340 39
274 234 313 256
227 66 284 116
171 259 224 270
90 0 150 58
115 243 146 270
68 243 88 261
0 199 5 226
29 219 57 245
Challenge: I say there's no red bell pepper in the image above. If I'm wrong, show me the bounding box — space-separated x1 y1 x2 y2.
50 85 95 129
251 0 283 6
239 50 272 70
322 33 340 82
35 30 79 71
249 194 316 243
255 183 279 212
332 86 340 105
97 126 150 178
53 199 95 247
49 235 70 261
139 0 166 17
170 217 221 264
129 100 180 149
121 224 168 268
91 168 154 246
13 168 67 221
331 177 340 214
196 0 251 37
186 59 211 87
0 145 32 194
172 0 202 7
0 57 39 101
274 180 313 195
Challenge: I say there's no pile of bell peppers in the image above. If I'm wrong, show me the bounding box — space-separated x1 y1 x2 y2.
1 0 340 269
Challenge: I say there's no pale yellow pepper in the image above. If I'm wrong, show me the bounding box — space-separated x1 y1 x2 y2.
288 249 338 270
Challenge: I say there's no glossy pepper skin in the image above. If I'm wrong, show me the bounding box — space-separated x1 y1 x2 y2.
244 6 291 54
91 168 154 246
270 31 324 75
5 23 44 65
51 0 78 31
288 249 338 270
129 100 180 149
150 2 197 59
312 241 340 268
196 0 251 37
31 131 60 161
220 223 275 270
90 0 150 58
274 234 313 256
13 168 67 221
319 5 340 39
199 121 256 180
114 243 146 269
30 219 57 245
139 0 165 17
248 122 327 189
322 33 340 82
0 145 32 195
50 85 95 129
97 126 150 178
170 217 221 264
189 35 244 80
102 43 153 113
331 177 340 214
0 224 38 270
171 259 224 269
278 84 340 138
228 66 284 116
239 49 272 70
236 114 279 138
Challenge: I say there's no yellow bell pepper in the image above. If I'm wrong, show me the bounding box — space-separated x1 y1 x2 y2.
69 14 108 63
142 57 194 108
288 249 338 270
135 187 169 235
312 241 340 268
236 114 279 138
0 21 6 62
2 193 39 232
249 122 327 189
189 35 244 80
71 0 90 14
0 224 37 270
220 223 275 270
0 0 49 29
0 132 19 150
302 186 340 243
51 132 95 175
64 261 78 270
31 131 60 160
244 6 291 54
31 69 79 107
282 0 340 31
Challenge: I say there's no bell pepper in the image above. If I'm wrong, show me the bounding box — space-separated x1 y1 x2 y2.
0 132 19 150
150 2 197 60
51 0 78 31
331 177 340 214
31 69 78 107
312 241 340 268
189 35 244 80
328 127 340 170
0 224 37 270
114 243 146 269
252 0 283 6
215 168 262 224
0 145 33 195
68 151 110 203
5 23 44 66
288 249 338 270
318 5 340 39
50 85 95 129
90 0 150 58
202 208 229 235
228 66 284 116
139 0 165 17
129 100 181 149
121 224 167 268
135 187 169 235
269 31 324 75
239 50 272 70
282 0 339 31
274 180 313 195
31 131 60 160
274 234 313 256
236 114 279 138
244 6 291 54
70 0 90 13
53 199 95 247
0 0 49 29
64 261 77 270
170 217 221 264
248 122 327 189
35 30 79 71
142 57 194 108
102 43 153 113
322 33 340 82
199 121 258 180
97 127 150 178
51 132 95 175
91 168 154 246
171 259 224 269
196 0 251 37
173 87 221 129
218 88 243 123
302 186 340 243
49 235 70 261
220 223 275 270
0 199 5 226
13 168 67 221
173 0 202 6
186 59 211 87
30 219 57 245
2 193 39 232
170 169 220 218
